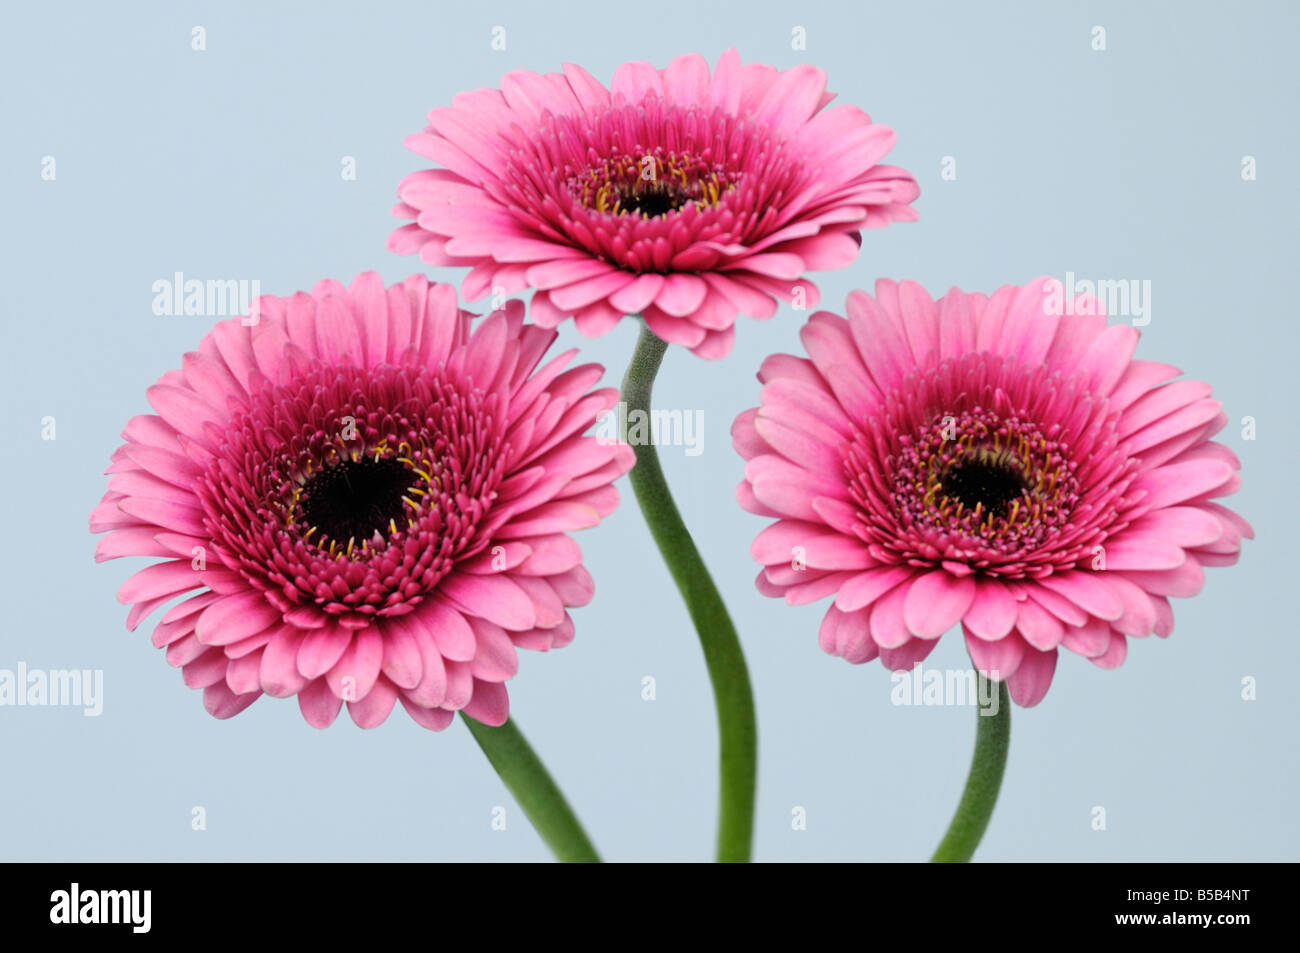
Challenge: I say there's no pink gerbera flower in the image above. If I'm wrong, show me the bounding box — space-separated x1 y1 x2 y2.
734 277 1251 705
91 273 633 729
388 50 919 359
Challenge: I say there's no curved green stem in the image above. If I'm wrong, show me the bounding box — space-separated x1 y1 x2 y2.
930 676 1010 862
462 714 600 863
620 321 757 863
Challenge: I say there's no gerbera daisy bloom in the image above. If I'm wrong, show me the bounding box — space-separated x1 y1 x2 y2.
734 277 1250 706
91 273 633 729
388 49 919 359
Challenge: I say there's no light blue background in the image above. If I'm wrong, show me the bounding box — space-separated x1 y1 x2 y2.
2 0 1296 861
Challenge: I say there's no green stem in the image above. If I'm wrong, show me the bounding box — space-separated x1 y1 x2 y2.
930 676 1010 862
462 714 600 863
620 321 757 863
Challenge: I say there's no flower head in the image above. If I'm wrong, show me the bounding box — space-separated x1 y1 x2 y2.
734 278 1251 705
92 273 633 729
389 50 919 359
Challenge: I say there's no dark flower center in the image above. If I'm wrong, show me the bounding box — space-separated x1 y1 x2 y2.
568 148 739 219
880 401 1081 559
618 181 693 218
200 363 508 619
298 457 416 547
940 456 1029 519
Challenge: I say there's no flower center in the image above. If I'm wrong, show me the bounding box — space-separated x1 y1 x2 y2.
297 456 418 549
568 149 739 218
939 451 1030 519
198 362 507 619
843 354 1135 577
887 407 1079 555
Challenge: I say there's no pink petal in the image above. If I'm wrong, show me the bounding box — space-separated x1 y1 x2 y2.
117 559 203 605
962 579 1018 641
835 566 915 613
1005 648 1058 707
379 618 423 690
195 591 281 646
1131 460 1235 510
399 695 457 731
326 627 384 701
654 274 708 317
298 678 344 728
259 627 308 697
297 625 352 680
1090 632 1128 670
462 680 510 726
466 617 520 682
878 638 939 671
963 626 1025 679
411 598 476 662
867 582 911 649
1016 599 1066 651
609 274 666 315
818 606 879 664
1036 573 1123 621
347 677 398 728
902 572 976 639
610 60 664 102
1061 618 1113 658
203 683 260 720
438 573 536 631
224 652 264 695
